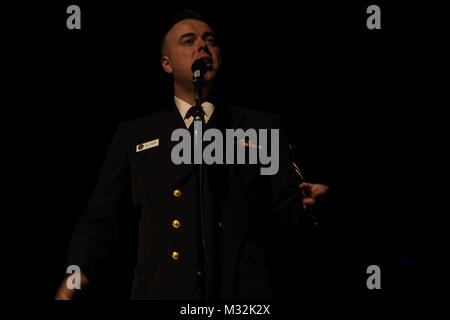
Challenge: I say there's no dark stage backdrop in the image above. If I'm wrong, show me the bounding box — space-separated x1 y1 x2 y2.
4 0 444 306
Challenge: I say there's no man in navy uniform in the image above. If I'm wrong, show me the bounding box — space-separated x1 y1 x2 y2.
55 9 329 300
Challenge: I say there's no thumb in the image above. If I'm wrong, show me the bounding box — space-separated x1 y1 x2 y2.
55 273 89 300
299 182 312 197
55 283 76 300
299 182 311 189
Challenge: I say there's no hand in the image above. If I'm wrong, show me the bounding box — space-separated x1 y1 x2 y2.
299 182 329 213
55 272 89 300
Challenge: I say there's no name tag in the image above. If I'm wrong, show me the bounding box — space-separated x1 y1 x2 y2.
136 139 159 152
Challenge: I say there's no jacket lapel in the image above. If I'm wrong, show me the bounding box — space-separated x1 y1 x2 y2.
154 102 197 190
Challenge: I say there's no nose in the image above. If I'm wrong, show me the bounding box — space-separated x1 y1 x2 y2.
196 39 212 55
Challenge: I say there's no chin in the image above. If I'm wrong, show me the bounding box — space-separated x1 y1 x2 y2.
204 71 218 82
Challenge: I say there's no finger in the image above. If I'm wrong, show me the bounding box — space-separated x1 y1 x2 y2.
311 184 329 198
302 197 316 206
55 282 76 300
55 290 72 300
298 182 312 189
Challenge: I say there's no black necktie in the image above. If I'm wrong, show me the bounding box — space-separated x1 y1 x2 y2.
185 106 206 123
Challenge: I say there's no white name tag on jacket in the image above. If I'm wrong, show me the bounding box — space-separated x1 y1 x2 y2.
136 139 159 152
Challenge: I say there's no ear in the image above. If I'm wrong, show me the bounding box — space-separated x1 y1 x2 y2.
161 55 173 74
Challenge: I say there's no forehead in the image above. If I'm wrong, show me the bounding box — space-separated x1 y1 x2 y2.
166 19 215 40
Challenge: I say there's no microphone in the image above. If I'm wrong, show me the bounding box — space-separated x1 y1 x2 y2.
191 59 208 81
191 59 208 121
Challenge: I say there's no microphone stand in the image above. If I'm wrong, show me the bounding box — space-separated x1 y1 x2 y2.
192 72 208 300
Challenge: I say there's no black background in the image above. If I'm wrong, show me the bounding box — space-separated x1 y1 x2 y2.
3 0 446 308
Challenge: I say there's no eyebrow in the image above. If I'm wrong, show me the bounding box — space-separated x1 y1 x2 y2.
179 32 216 42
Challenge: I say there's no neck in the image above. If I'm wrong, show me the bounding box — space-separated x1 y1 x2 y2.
174 80 215 106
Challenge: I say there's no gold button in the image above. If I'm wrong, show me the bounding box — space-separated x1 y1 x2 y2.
171 251 180 260
218 222 223 228
172 219 181 229
173 189 182 197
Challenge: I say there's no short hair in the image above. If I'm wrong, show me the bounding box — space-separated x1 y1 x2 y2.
160 9 213 55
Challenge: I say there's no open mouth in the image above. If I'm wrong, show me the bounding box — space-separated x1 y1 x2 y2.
198 57 213 70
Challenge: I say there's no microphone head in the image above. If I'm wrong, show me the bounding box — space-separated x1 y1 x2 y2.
191 59 208 79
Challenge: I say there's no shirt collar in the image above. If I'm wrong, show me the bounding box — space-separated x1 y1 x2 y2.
174 96 215 123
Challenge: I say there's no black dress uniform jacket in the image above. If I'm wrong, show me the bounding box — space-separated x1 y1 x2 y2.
67 99 315 300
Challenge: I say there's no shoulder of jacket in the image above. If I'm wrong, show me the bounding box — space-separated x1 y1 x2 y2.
119 109 168 131
228 105 280 125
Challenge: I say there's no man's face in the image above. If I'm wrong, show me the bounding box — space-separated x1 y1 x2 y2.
161 19 222 87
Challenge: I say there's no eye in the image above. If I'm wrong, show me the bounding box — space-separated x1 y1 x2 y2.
183 38 194 45
206 38 216 45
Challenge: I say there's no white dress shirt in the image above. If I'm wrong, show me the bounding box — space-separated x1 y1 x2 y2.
174 96 215 128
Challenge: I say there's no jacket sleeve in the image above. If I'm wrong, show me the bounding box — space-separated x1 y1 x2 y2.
269 114 318 232
66 122 133 281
